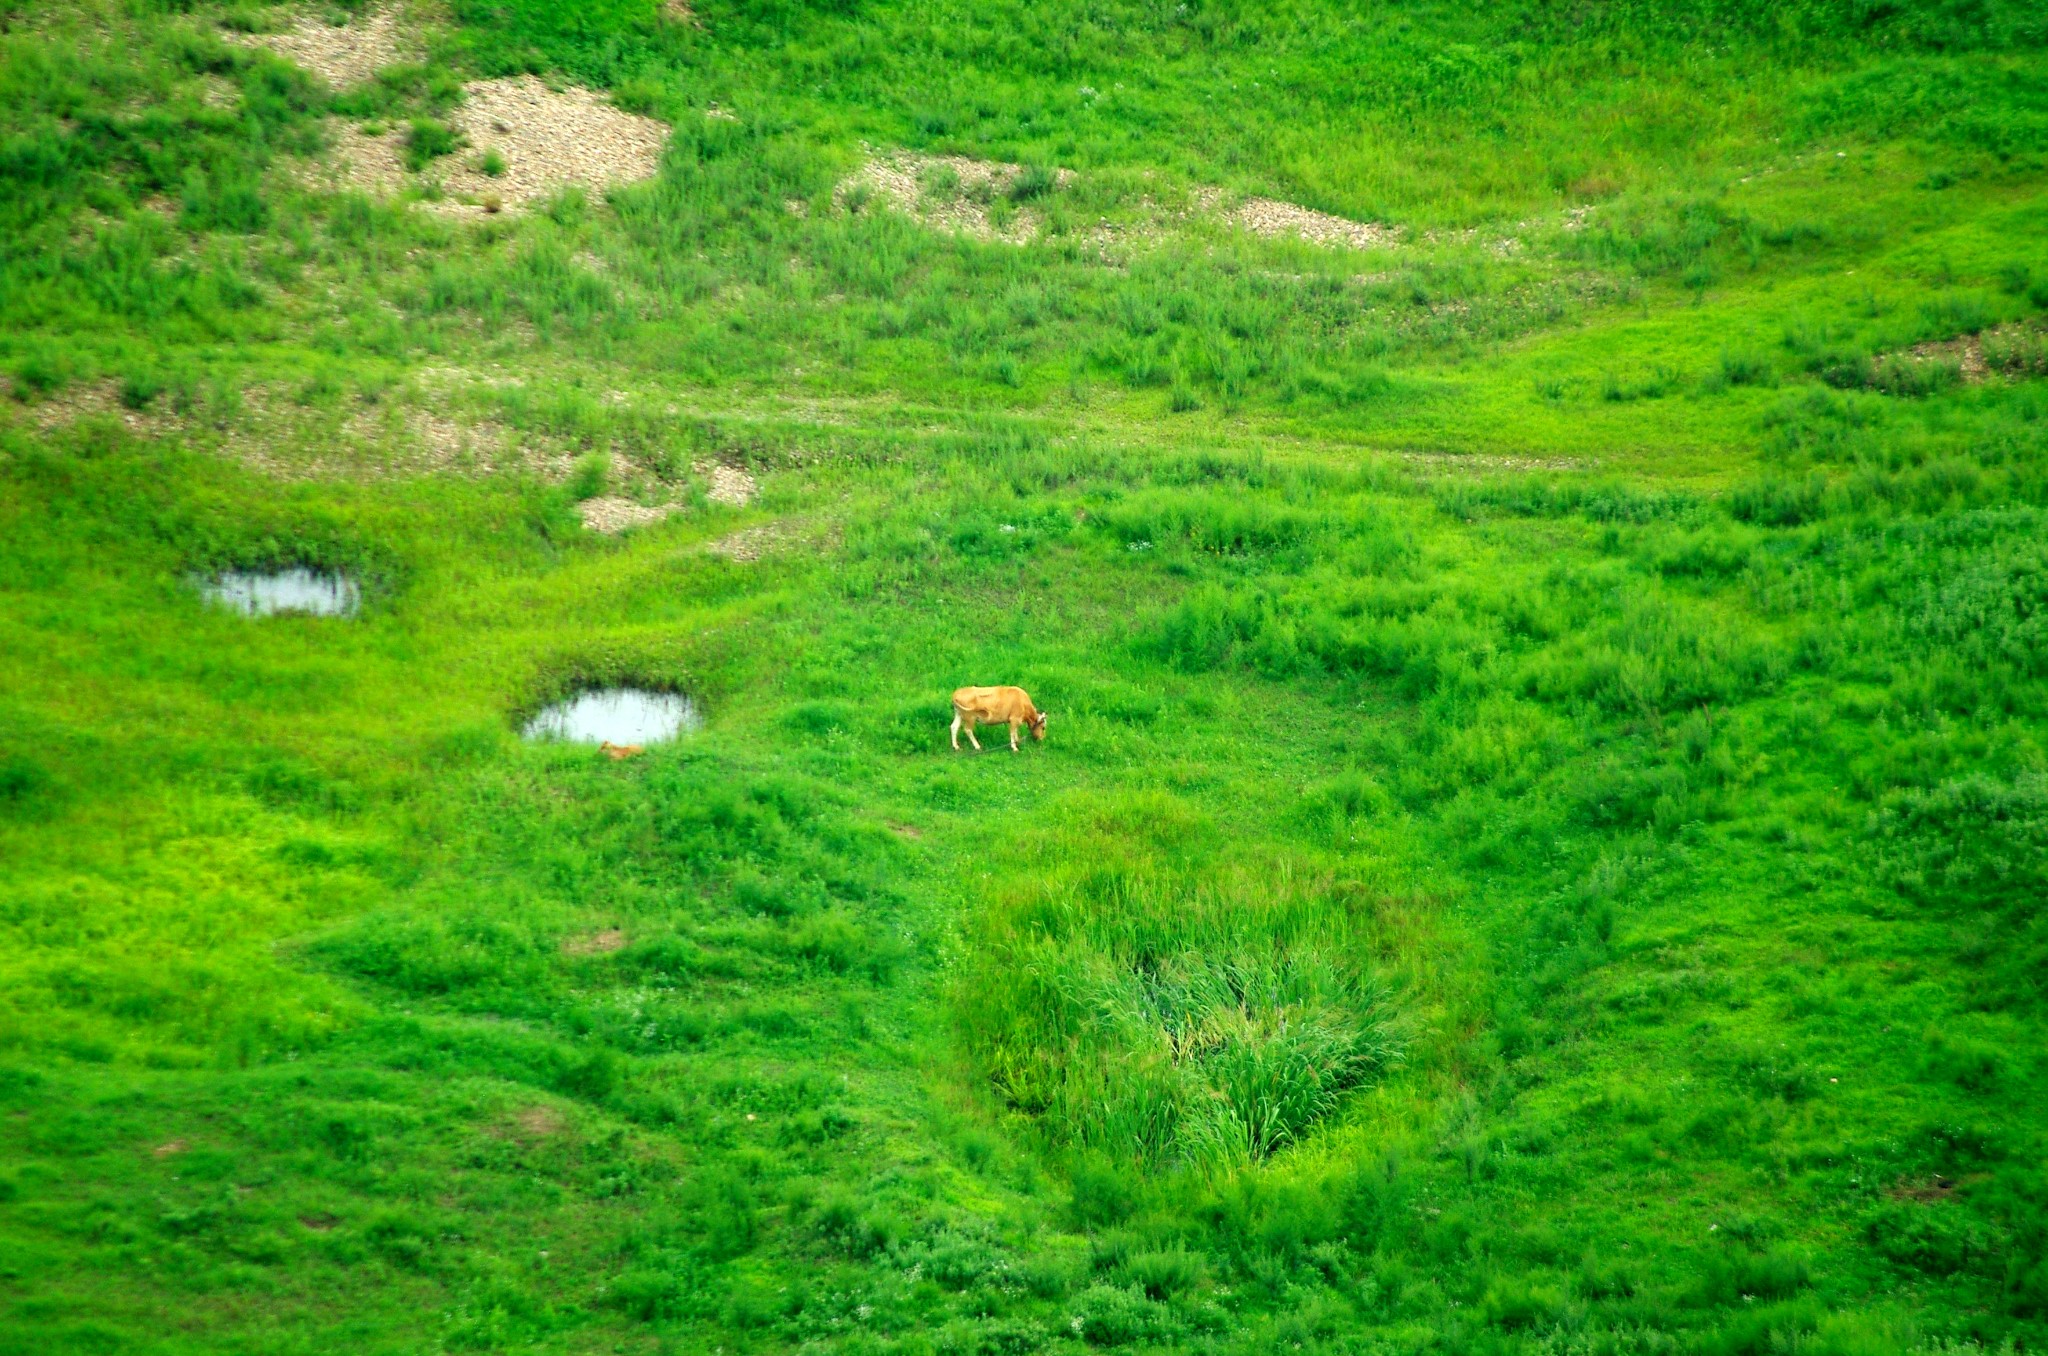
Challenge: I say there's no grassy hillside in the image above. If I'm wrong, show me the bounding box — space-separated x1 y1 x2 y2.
3 1 2047 1352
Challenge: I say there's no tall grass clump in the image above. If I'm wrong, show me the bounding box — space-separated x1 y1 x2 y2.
957 815 1399 1171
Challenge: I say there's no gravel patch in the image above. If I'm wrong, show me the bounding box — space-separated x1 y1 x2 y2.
703 517 836 563
318 122 411 197
702 462 757 506
579 496 678 534
1905 331 1993 384
836 149 1069 243
438 76 669 212
218 389 547 480
7 378 175 436
313 77 668 214
1859 322 2046 387
703 523 782 562
1403 451 1589 473
1217 191 1402 251
229 7 410 87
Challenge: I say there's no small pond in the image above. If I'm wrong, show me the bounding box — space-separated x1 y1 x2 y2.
522 689 702 745
197 569 360 618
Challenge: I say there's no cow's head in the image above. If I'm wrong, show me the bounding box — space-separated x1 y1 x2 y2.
1031 711 1048 741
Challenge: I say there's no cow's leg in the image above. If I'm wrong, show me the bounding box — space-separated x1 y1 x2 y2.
950 709 963 750
1010 719 1022 752
964 717 982 751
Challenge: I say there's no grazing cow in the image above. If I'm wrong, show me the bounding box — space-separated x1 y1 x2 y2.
950 686 1048 752
600 741 644 760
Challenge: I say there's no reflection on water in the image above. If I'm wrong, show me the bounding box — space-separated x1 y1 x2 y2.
522 689 702 745
198 569 360 617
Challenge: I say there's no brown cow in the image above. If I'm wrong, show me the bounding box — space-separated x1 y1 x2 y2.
950 686 1048 752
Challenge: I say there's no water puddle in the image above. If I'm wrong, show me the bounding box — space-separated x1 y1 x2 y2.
522 688 702 745
197 568 360 617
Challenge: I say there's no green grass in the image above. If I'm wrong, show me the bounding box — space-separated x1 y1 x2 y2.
2 0 2047 1352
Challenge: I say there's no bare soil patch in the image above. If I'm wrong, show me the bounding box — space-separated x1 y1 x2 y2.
579 496 678 534
7 378 175 436
220 391 531 480
314 78 668 214
702 462 757 507
836 150 1069 243
152 1139 189 1158
1212 190 1401 251
298 1212 340 1231
1402 450 1588 473
245 5 669 215
1904 331 1992 384
228 7 410 87
441 77 669 213
562 928 628 956
1889 1175 1960 1203
513 1106 568 1139
703 517 837 563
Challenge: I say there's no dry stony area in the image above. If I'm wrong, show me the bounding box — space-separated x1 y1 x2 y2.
703 517 836 563
242 10 668 213
836 151 1416 256
1904 330 1995 383
438 77 670 212
221 402 515 480
578 496 678 534
310 77 670 215
702 462 757 507
577 464 753 534
835 150 1070 243
1214 191 1402 251
227 7 411 86
3 379 174 436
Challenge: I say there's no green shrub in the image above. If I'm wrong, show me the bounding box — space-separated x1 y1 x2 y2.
960 855 1398 1167
567 452 610 500
1866 1201 2001 1278
1074 1283 1177 1347
1728 473 1828 526
1480 1273 1564 1328
1874 773 2048 909
813 1195 894 1258
1120 1246 1206 1300
180 168 270 232
1872 354 1961 397
556 1047 620 1101
403 118 465 171
0 755 54 818
11 351 66 399
118 371 166 410
1909 539 2048 674
1009 164 1058 201
1718 350 1774 387
1692 1246 1813 1304
607 1267 692 1321
1984 328 2048 376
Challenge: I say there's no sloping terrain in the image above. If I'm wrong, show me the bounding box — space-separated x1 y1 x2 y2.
2 1 2047 1353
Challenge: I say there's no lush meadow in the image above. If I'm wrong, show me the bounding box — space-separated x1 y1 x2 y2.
3 0 2048 1352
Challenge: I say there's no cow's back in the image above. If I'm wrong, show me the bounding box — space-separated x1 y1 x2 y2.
953 685 1031 720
